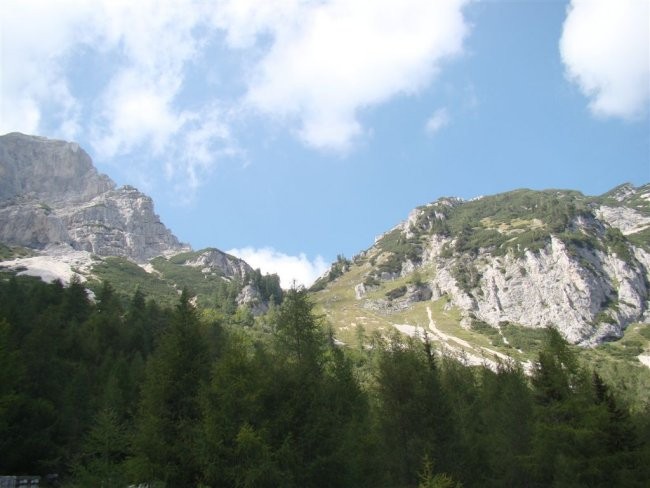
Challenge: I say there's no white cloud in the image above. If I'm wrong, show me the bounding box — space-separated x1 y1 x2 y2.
1 0 471 192
560 0 650 119
0 0 92 136
164 106 242 203
213 0 471 150
425 108 450 135
227 247 328 289
91 70 188 159
0 0 236 200
87 1 207 157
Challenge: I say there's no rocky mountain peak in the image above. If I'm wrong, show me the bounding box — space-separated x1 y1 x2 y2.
0 133 187 262
0 132 114 204
315 186 650 346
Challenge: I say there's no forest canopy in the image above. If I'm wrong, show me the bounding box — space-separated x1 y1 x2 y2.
0 274 648 487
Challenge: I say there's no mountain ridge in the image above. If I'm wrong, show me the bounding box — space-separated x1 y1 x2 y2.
0 132 188 261
1 133 648 347
313 185 650 347
0 133 279 311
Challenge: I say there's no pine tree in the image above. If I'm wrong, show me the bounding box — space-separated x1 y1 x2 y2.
273 287 324 367
69 409 129 488
131 289 209 487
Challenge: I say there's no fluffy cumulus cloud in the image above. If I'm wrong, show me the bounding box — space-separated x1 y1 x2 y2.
1 0 470 192
227 247 328 289
0 0 92 137
560 0 650 119
425 108 450 136
213 0 471 150
0 0 235 198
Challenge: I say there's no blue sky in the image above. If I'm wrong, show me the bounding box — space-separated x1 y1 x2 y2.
1 0 649 286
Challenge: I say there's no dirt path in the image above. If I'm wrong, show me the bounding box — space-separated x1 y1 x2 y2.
421 306 500 370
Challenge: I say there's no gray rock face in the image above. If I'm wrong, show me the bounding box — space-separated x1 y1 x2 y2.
183 248 252 282
0 133 187 262
0 200 70 248
357 187 650 345
417 232 649 345
596 205 650 235
0 133 113 204
236 284 269 315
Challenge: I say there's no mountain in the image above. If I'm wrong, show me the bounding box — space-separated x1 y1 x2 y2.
0 133 277 310
313 186 650 354
0 132 186 261
2 132 649 350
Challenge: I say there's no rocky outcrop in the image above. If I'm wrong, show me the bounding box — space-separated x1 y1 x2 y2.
0 133 186 262
346 186 650 345
452 238 646 344
418 234 648 345
596 205 650 235
0 132 113 204
0 200 70 248
60 186 187 262
236 284 268 315
0 133 278 315
183 248 252 282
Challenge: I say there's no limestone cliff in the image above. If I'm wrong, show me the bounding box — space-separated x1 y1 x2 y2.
0 133 187 262
321 186 650 345
0 133 277 313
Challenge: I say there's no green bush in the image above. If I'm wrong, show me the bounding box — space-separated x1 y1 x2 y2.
500 324 548 352
385 285 407 300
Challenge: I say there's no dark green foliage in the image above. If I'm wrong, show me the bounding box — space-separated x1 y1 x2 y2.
246 268 283 304
366 229 425 281
68 409 129 487
0 243 33 260
385 285 407 300
363 274 380 287
310 254 350 291
451 257 481 294
418 456 463 488
1 276 648 487
605 227 634 264
200 288 375 488
378 229 423 261
91 256 179 306
627 227 650 251
91 253 281 311
0 275 162 477
273 287 325 365
375 230 423 276
528 329 648 487
414 189 599 257
470 319 500 343
214 277 241 315
131 289 210 487
375 337 457 486
500 323 548 351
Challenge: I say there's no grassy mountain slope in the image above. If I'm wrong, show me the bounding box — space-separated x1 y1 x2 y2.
312 184 650 406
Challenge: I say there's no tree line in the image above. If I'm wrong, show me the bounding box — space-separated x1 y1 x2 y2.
0 274 649 487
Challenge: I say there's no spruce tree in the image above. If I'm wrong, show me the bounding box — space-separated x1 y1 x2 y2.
131 289 209 487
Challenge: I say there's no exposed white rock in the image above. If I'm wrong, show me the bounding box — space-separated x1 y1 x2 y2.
0 244 95 284
596 205 650 235
0 133 187 263
184 248 251 281
0 132 113 204
355 283 367 299
236 284 268 315
638 354 650 369
389 212 650 345
418 235 648 344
